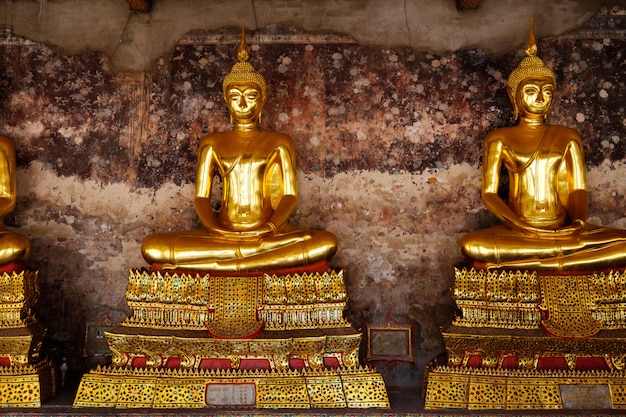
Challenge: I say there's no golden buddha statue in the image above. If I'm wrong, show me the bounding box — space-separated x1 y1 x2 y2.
460 19 626 272
141 29 337 272
0 135 30 266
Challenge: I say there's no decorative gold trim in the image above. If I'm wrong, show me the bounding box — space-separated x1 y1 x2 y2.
0 270 39 328
453 267 626 333
453 268 541 329
425 366 626 410
74 365 389 409
105 329 362 371
540 274 601 337
123 269 351 331
443 330 626 370
0 360 55 407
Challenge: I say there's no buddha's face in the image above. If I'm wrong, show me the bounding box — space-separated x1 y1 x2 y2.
515 76 554 118
225 83 264 124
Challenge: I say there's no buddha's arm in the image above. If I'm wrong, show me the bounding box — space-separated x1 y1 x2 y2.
193 141 234 236
567 190 588 224
0 141 17 222
264 144 298 232
481 137 537 234
564 135 588 224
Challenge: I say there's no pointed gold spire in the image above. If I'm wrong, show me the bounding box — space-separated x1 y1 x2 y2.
507 17 555 103
525 16 537 57
222 24 266 98
237 24 249 63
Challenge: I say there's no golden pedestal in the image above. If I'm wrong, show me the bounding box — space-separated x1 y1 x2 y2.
74 268 389 409
0 269 56 407
424 267 626 410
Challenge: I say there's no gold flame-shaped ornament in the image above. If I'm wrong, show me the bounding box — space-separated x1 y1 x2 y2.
507 17 556 103
222 25 267 98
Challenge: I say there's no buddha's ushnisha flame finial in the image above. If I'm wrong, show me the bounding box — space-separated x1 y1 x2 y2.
237 24 249 63
525 16 538 58
507 17 555 101
222 24 266 98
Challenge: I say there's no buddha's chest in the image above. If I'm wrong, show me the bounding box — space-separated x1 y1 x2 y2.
503 140 568 176
216 152 268 178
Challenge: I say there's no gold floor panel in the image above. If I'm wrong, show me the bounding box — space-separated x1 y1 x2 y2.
0 360 56 407
425 366 626 410
74 366 389 409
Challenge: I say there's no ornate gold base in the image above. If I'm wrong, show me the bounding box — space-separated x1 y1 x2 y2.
424 267 626 410
74 365 389 409
0 360 56 407
75 268 390 409
0 269 56 408
105 325 363 370
443 326 626 369
425 366 626 410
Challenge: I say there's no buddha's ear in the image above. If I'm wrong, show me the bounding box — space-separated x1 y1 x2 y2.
506 86 519 121
258 94 267 124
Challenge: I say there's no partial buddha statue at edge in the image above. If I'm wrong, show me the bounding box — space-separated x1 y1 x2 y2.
460 18 626 272
141 27 337 273
0 135 30 267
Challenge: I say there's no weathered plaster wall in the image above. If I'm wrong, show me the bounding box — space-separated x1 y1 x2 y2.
1 2 626 388
0 0 610 72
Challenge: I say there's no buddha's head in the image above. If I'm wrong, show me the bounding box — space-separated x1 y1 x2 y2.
507 18 556 120
514 76 554 120
223 26 267 124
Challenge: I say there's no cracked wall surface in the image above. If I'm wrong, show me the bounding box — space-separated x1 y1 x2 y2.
1 3 626 387
0 0 609 72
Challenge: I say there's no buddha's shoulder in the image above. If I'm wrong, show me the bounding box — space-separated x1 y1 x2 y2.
252 131 295 151
197 131 233 148
0 136 15 151
483 126 517 142
261 130 293 141
549 124 581 138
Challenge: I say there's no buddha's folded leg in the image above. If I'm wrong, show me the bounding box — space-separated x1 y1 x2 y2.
460 226 566 264
142 231 241 264
165 230 338 272
0 232 30 264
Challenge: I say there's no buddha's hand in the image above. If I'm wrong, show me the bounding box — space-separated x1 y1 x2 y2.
523 219 585 239
554 219 586 237
213 223 278 240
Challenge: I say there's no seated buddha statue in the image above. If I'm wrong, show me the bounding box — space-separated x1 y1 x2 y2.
0 135 30 266
142 30 337 273
460 20 626 272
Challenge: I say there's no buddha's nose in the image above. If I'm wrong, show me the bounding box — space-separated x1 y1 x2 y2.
239 96 247 108
537 91 544 103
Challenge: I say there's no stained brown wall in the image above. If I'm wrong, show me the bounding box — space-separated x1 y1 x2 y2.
1 1 626 388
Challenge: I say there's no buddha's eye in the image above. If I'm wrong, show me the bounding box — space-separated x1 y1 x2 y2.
523 87 538 96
